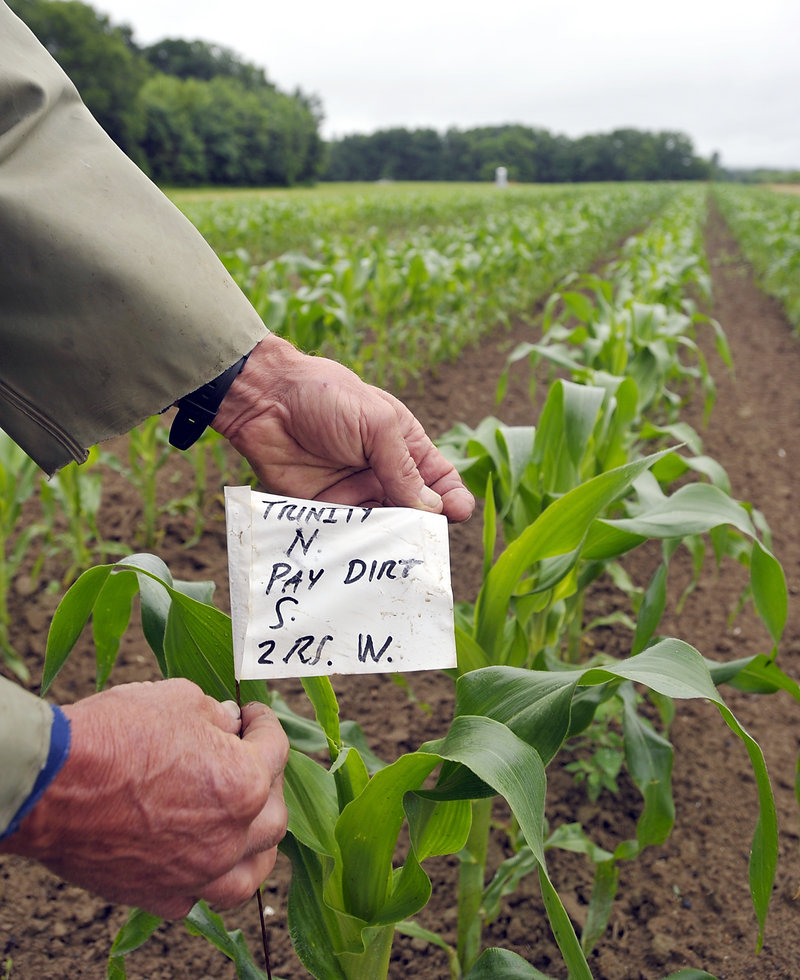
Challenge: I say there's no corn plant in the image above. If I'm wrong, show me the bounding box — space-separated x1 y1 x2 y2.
437 418 788 970
40 419 793 980
0 431 42 680
429 186 791 972
37 446 127 587
160 428 241 549
499 188 732 427
183 183 676 389
713 184 800 329
109 416 175 549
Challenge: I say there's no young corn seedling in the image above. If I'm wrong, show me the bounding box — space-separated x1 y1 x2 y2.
38 445 126 587
41 544 792 980
0 431 42 680
438 365 789 972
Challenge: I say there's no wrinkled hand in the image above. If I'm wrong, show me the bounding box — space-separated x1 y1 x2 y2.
213 335 475 522
1 679 289 918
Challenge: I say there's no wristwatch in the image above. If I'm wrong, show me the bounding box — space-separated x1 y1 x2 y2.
168 352 250 450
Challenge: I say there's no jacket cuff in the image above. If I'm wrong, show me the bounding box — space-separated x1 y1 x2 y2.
0 705 71 841
0 678 68 838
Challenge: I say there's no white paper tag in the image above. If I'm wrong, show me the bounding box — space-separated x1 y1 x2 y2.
225 487 457 680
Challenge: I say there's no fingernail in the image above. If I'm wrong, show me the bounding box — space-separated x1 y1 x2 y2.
417 486 442 511
221 700 241 720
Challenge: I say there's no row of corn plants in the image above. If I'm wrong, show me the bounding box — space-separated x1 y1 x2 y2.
0 434 41 680
0 184 676 683
173 182 663 267
181 182 676 388
0 419 255 679
433 185 793 972
38 186 797 978
712 184 800 329
0 435 120 680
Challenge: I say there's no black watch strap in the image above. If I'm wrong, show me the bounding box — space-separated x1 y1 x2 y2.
168 353 250 450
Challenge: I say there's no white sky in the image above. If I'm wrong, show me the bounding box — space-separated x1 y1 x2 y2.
94 0 799 170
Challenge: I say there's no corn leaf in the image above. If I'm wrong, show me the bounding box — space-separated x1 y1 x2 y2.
106 907 162 980
43 564 113 694
284 749 339 857
464 946 556 978
749 540 787 649
620 683 674 849
334 753 439 922
476 450 668 650
454 666 578 766
184 901 268 980
630 562 668 656
92 570 140 691
280 834 350 980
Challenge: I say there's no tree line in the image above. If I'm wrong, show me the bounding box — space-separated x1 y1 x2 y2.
7 0 324 186
8 0 716 187
324 125 712 183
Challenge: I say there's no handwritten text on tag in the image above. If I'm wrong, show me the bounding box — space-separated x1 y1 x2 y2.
225 488 456 680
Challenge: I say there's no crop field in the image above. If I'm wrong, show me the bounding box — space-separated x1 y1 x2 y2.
2 181 800 980
171 182 673 388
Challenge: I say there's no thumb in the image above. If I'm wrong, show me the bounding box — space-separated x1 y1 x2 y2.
363 412 443 513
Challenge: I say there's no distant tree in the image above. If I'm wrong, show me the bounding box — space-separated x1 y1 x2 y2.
441 128 476 181
141 38 272 90
9 0 325 186
292 90 326 182
323 124 711 184
138 75 209 184
652 131 710 180
140 73 323 186
7 0 149 160
406 128 445 180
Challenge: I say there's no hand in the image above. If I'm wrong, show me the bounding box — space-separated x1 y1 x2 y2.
213 335 475 522
0 679 289 918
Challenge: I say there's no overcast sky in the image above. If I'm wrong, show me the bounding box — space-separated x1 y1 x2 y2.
94 0 799 170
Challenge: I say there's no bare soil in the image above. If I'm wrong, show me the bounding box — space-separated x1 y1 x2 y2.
2 202 799 979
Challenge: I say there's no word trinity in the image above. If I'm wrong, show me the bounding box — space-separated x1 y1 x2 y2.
260 497 372 526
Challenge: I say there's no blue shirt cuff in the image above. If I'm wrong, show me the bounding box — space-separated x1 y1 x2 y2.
0 704 71 842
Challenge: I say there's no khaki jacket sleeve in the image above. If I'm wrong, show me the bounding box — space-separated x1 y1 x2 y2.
0 676 53 836
0 3 268 474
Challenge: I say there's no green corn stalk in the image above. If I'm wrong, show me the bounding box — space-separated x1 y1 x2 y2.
157 430 229 549
38 445 126 587
433 188 788 968
123 416 174 549
194 183 676 389
0 431 42 680
42 551 790 979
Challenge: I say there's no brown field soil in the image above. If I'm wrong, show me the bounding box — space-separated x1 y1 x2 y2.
2 203 800 980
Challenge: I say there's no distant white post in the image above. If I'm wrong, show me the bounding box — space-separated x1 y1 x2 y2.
495 166 508 188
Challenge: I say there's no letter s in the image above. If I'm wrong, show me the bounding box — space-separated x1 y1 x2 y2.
269 595 299 629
